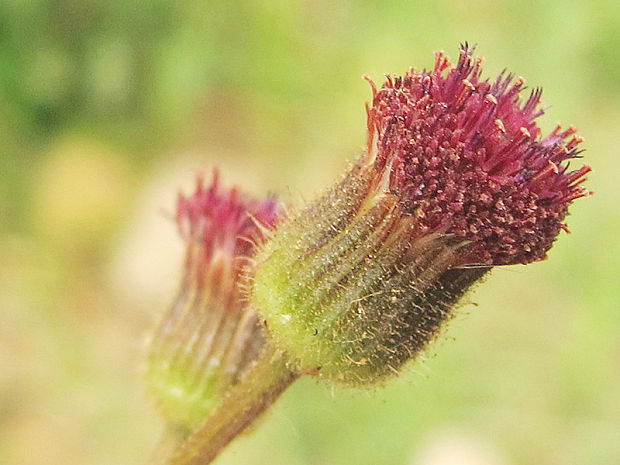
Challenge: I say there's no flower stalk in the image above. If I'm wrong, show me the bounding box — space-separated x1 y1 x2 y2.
166 345 298 465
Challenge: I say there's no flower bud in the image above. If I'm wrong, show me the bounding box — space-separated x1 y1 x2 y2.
146 171 280 430
252 45 590 386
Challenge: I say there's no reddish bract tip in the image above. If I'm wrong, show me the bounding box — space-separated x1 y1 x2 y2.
367 44 591 265
176 170 281 264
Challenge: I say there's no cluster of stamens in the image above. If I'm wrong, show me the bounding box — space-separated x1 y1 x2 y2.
176 170 280 269
366 45 591 265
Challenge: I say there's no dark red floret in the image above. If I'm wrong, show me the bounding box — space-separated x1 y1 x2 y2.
176 170 281 264
366 45 591 265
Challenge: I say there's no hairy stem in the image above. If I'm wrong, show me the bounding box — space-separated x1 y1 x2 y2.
162 344 299 465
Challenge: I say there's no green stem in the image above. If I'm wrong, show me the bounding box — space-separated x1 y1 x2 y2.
148 427 189 465
163 344 299 465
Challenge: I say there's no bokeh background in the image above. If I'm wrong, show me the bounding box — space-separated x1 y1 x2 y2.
2 1 619 464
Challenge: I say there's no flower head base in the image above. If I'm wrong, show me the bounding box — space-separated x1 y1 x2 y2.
147 171 280 430
251 46 590 386
366 45 591 265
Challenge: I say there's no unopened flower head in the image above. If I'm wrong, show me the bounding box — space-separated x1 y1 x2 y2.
147 171 280 430
252 46 590 386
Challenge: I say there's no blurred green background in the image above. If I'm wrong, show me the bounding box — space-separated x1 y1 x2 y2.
1 1 619 464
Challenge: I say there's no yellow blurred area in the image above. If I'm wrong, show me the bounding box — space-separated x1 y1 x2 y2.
33 138 130 252
1 1 619 465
